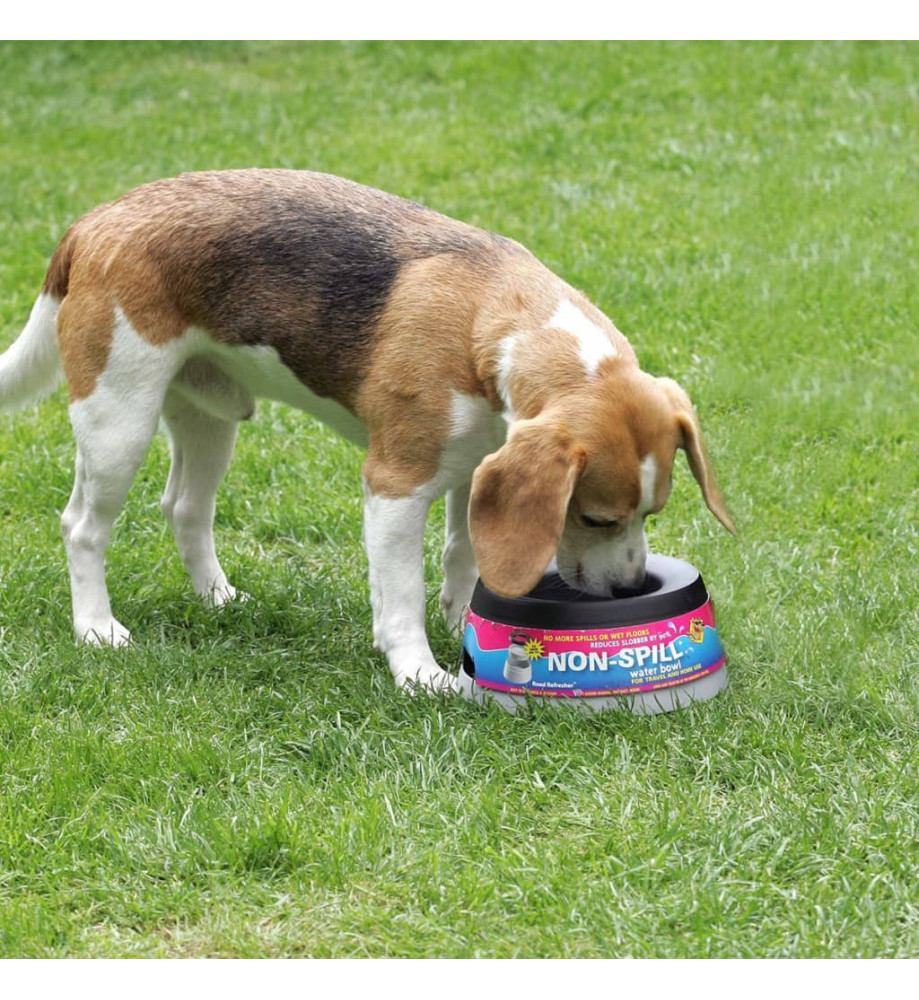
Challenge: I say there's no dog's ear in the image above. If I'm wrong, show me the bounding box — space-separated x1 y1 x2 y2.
658 377 736 535
469 414 586 598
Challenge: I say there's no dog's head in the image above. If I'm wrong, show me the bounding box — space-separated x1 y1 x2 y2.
469 371 734 597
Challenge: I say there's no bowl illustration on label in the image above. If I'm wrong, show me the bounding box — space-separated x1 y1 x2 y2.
503 633 534 685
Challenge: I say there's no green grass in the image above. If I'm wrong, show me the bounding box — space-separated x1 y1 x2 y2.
1 41 917 957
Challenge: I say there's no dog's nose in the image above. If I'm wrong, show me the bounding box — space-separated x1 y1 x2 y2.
611 567 646 597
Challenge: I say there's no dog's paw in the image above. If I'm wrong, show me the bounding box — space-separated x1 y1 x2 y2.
439 580 476 632
439 593 469 633
202 583 250 609
76 619 131 648
392 661 459 696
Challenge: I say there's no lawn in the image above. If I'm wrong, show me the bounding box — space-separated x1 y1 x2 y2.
0 41 917 958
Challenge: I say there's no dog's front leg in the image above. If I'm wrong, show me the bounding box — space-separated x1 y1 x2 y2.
362 479 456 693
440 482 478 631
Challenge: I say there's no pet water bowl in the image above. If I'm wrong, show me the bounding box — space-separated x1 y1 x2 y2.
458 554 727 715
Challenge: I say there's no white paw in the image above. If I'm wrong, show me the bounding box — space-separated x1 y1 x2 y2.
439 593 466 632
202 583 249 609
392 660 459 696
440 580 476 632
77 619 132 648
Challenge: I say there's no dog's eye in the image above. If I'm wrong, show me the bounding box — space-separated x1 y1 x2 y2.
580 514 621 529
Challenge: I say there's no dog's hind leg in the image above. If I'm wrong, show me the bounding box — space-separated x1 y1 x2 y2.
60 308 179 645
160 383 242 608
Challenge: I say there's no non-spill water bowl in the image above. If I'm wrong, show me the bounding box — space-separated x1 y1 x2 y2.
458 554 727 715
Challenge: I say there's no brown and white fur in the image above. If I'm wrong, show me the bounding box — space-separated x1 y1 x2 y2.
0 170 734 692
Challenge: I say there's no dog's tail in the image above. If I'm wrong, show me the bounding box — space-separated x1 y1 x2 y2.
0 294 63 413
0 231 72 413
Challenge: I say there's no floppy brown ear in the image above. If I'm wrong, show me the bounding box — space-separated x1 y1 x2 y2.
658 377 736 534
469 415 586 598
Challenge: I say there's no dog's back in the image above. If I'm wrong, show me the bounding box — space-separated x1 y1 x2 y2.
42 170 525 406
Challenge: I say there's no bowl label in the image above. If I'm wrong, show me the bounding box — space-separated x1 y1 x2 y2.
462 600 725 698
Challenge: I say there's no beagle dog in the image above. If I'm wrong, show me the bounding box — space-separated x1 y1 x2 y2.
0 170 734 692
